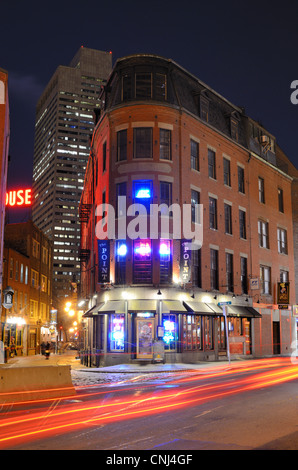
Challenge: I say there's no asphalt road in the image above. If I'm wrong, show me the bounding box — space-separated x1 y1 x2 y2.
0 358 297 452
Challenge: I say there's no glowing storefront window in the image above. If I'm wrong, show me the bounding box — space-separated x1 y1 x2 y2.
110 314 125 351
162 314 177 350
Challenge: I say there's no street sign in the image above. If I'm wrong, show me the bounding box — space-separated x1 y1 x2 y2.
218 301 231 306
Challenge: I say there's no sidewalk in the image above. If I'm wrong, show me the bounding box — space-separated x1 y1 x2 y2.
0 351 232 373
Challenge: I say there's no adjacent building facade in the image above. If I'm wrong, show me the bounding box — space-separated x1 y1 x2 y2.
79 54 296 366
1 220 53 356
32 47 112 309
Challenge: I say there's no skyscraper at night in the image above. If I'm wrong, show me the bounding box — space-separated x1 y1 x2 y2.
32 47 112 306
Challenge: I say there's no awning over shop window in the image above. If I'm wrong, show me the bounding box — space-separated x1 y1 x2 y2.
224 305 262 318
161 300 187 313
205 303 223 314
183 301 216 315
82 303 104 317
128 300 157 312
98 300 126 314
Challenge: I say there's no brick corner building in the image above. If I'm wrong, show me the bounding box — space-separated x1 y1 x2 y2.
79 54 296 366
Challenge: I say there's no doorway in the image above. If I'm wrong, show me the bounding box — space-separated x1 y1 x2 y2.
273 321 280 354
135 317 154 359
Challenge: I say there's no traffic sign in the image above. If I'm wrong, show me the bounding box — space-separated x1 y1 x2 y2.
218 301 231 306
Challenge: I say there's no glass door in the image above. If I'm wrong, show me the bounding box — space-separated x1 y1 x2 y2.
136 318 154 359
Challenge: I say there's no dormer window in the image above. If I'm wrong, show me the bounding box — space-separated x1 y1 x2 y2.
230 118 239 141
135 73 152 99
200 95 209 122
121 69 168 102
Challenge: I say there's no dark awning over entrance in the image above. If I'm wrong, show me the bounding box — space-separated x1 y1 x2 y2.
224 305 262 318
183 301 217 315
82 303 104 317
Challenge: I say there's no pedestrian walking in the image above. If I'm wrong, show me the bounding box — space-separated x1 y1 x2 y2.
45 341 51 360
41 341 46 355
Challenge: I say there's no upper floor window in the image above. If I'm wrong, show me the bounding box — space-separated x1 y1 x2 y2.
117 129 127 161
32 239 40 258
122 74 132 100
133 128 152 159
191 139 199 171
122 71 167 102
210 248 219 290
42 246 48 264
277 228 288 254
238 166 245 193
133 180 153 212
191 190 200 223
31 269 39 288
260 265 271 295
226 253 234 292
160 129 171 160
209 197 217 230
258 220 269 249
239 209 246 239
160 181 172 207
230 118 239 141
278 188 284 213
155 73 167 101
224 203 232 235
133 239 152 284
258 177 265 203
200 96 209 122
208 149 216 179
136 73 152 99
116 182 127 217
280 270 289 282
240 257 248 294
223 158 231 186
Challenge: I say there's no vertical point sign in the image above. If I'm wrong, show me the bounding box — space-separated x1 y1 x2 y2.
98 240 110 284
180 240 192 284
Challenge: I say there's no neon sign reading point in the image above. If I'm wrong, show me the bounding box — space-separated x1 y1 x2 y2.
5 189 32 207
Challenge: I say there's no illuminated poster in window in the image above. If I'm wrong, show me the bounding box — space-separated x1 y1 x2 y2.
136 319 153 358
98 240 110 283
180 240 192 283
110 314 124 351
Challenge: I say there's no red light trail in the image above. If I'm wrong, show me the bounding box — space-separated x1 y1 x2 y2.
0 358 297 449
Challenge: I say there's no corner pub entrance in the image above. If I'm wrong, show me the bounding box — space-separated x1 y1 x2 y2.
82 294 261 367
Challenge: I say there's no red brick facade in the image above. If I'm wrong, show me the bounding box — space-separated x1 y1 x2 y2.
79 55 296 366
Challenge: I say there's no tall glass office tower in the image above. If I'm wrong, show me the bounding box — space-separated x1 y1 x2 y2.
32 48 112 306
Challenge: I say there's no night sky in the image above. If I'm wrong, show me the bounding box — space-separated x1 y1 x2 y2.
1 0 298 195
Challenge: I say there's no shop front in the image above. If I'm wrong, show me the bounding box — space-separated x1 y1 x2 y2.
82 297 261 367
1 315 26 357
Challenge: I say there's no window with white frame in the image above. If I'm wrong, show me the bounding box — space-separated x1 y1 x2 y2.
260 265 271 294
258 220 269 248
277 228 287 254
